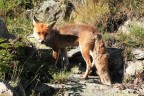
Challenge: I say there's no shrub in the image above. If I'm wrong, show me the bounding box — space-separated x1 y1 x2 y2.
0 38 25 80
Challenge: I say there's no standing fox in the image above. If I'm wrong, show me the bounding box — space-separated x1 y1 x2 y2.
33 16 111 86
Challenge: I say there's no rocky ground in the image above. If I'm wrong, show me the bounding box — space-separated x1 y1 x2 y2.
34 66 143 96
0 65 143 96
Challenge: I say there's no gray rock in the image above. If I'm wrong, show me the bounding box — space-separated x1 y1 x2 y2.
126 61 144 76
27 34 52 50
125 89 136 94
9 81 26 96
35 0 74 23
0 80 15 96
67 47 80 58
0 17 15 39
118 17 144 35
118 19 131 34
131 48 144 60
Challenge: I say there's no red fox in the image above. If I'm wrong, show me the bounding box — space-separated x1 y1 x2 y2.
33 16 111 85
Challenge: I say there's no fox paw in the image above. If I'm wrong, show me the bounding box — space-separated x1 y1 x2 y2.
101 77 111 86
82 75 88 80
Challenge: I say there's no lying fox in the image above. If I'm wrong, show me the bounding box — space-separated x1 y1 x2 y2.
33 16 111 86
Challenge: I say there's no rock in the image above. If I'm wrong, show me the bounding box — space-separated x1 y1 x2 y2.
139 84 144 94
9 81 26 96
125 89 136 94
126 61 143 76
107 48 124 82
67 47 80 58
67 47 85 64
35 0 74 23
113 83 125 90
0 80 16 96
35 83 57 96
27 34 52 50
0 17 15 39
118 19 131 34
118 17 144 35
35 0 61 21
131 48 144 60
108 48 124 71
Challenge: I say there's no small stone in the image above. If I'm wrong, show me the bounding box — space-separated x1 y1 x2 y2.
113 83 125 90
0 81 13 96
126 61 143 76
126 89 136 93
131 48 144 60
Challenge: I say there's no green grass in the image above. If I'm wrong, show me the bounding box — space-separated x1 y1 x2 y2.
117 25 144 47
52 71 71 83
103 24 144 48
5 16 32 36
130 25 144 46
0 0 39 17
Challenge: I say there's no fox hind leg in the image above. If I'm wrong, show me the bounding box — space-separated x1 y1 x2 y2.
90 51 95 67
94 54 111 86
93 35 111 86
80 45 92 79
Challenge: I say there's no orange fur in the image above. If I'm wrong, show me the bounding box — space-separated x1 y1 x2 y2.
33 17 111 85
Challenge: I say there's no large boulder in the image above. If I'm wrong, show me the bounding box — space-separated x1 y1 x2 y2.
35 0 74 23
0 17 15 39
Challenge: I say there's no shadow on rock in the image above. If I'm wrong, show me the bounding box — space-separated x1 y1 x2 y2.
34 83 58 96
108 48 124 83
68 47 125 83
64 82 85 96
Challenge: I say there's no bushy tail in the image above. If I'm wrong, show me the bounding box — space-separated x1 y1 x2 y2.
93 34 111 86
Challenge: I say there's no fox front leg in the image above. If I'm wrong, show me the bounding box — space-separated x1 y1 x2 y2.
52 50 60 65
60 48 70 70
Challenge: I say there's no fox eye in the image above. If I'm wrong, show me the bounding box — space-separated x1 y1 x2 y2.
38 32 40 35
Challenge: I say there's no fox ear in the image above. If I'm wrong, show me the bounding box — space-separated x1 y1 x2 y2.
48 21 56 28
33 16 39 25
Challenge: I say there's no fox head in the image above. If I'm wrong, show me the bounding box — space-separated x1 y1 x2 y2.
33 16 55 44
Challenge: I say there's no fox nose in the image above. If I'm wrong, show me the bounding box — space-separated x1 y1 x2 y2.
41 40 44 44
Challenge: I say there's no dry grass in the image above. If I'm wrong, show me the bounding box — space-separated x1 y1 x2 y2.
72 0 109 25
